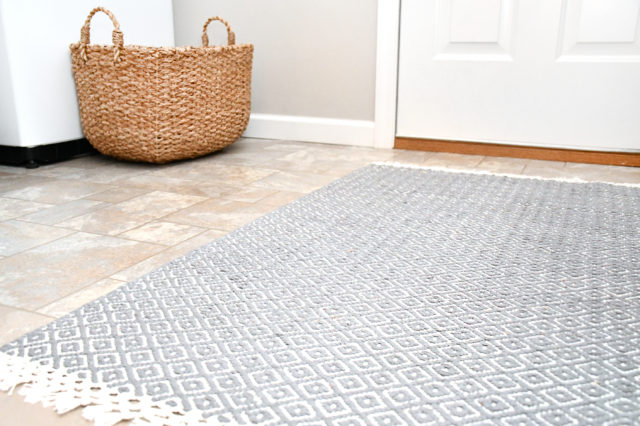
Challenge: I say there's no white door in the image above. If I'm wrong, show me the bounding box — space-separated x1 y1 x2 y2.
396 0 640 152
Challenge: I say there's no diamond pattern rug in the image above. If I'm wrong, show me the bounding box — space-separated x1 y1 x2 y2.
1 164 639 425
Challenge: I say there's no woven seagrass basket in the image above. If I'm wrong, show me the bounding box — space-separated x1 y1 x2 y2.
70 7 253 164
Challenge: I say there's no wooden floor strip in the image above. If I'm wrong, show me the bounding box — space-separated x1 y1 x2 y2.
395 137 640 167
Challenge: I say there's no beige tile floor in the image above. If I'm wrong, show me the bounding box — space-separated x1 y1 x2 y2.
0 138 639 425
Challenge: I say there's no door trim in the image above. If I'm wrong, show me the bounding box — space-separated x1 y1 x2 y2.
373 0 401 149
395 137 640 167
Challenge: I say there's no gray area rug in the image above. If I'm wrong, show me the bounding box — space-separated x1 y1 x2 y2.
2 164 640 425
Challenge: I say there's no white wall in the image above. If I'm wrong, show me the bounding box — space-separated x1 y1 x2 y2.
0 7 19 147
1 1 379 148
172 0 379 146
0 0 174 147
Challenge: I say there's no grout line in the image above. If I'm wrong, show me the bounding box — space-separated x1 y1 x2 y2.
117 197 223 232
14 201 111 227
82 187 153 203
0 302 57 319
107 225 229 273
0 200 56 221
113 222 208 246
46 193 212 236
106 229 229 283
0 228 78 259
32 276 128 315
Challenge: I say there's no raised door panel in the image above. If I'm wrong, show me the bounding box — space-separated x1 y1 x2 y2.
558 0 640 61
435 0 516 61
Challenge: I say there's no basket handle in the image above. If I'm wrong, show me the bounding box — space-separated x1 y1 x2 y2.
79 7 124 63
202 17 236 47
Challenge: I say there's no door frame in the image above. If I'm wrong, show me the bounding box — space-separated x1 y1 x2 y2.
373 0 401 149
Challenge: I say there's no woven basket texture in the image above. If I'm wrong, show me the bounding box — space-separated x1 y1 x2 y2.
70 7 253 163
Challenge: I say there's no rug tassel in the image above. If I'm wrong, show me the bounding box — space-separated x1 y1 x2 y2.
0 352 228 425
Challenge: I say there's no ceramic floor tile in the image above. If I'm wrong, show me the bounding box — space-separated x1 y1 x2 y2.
27 166 97 180
0 305 55 346
83 186 150 203
0 175 50 194
318 161 374 178
37 278 127 318
252 170 337 193
0 198 51 221
422 152 485 169
194 141 288 166
120 221 205 246
200 151 284 167
113 191 207 221
221 186 278 203
56 207 150 236
278 148 338 163
266 154 369 177
525 159 567 168
194 202 280 231
258 190 305 207
267 149 357 174
261 139 313 151
27 164 149 184
59 153 154 172
520 160 571 178
185 182 246 198
239 158 320 174
151 163 276 186
111 229 227 282
0 232 163 310
314 145 395 163
475 157 529 174
195 139 266 156
163 198 254 230
18 199 107 225
0 220 73 256
389 150 435 165
558 162 618 183
237 137 294 149
193 210 265 232
141 146 260 170
234 201 282 216
38 155 98 169
0 165 27 175
1 179 112 204
113 174 237 198
597 165 640 184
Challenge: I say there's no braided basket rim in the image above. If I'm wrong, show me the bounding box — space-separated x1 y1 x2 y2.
69 42 253 52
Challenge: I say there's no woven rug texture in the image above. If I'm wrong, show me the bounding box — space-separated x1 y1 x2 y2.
2 164 639 425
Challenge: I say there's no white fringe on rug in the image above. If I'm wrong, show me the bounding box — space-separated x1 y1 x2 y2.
0 352 232 426
373 161 640 188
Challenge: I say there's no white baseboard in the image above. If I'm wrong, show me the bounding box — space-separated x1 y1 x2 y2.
243 113 375 147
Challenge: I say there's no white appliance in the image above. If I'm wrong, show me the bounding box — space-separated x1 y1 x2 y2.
0 0 174 152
